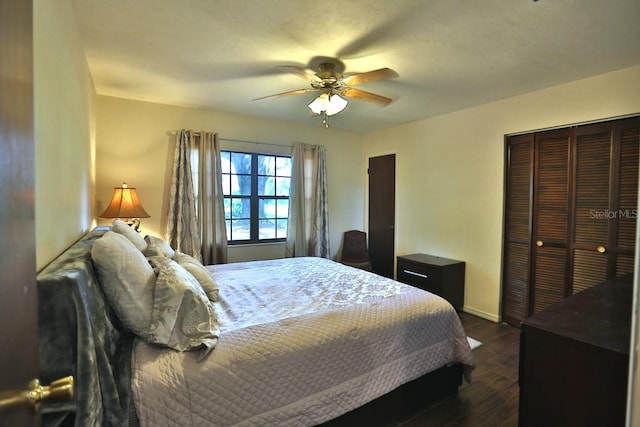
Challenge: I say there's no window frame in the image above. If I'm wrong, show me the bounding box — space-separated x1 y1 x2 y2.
221 150 291 244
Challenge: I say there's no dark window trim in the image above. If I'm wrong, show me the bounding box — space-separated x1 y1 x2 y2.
222 150 291 245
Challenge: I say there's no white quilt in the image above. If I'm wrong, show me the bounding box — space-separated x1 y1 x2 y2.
131 257 475 427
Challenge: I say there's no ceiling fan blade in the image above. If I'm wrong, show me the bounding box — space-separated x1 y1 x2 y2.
252 88 318 102
342 68 398 86
277 65 322 82
341 87 393 106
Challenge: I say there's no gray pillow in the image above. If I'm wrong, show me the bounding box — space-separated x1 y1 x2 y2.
91 231 155 337
143 235 175 258
147 257 219 354
112 218 147 252
174 250 219 302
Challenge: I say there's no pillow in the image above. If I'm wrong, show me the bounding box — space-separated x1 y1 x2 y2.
146 257 219 354
91 231 155 337
143 235 175 259
111 218 147 252
174 250 219 302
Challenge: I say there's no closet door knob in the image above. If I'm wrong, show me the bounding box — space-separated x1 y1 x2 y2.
536 240 544 247
597 245 606 254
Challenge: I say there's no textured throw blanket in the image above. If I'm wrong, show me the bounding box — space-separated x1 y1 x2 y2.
37 227 135 426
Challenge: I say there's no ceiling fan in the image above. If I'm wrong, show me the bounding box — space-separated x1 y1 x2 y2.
253 58 398 127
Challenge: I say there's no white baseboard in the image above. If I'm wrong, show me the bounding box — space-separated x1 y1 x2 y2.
462 305 501 323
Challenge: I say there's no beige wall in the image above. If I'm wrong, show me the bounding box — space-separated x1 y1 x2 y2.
32 0 640 322
30 3 640 415
94 96 364 261
363 65 640 321
34 0 95 270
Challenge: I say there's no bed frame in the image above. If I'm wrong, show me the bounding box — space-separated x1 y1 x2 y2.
37 227 462 426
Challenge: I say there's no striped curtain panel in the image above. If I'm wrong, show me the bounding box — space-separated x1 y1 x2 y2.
165 130 202 259
191 132 228 264
286 142 330 258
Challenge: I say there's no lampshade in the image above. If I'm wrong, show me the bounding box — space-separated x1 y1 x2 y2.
308 92 348 116
100 183 150 219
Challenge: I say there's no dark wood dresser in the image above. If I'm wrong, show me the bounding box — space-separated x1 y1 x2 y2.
518 275 633 427
396 253 465 310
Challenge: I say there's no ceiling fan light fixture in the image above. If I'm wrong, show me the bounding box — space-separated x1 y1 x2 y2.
308 92 348 116
327 93 348 116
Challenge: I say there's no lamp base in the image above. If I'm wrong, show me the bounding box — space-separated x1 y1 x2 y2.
127 218 141 232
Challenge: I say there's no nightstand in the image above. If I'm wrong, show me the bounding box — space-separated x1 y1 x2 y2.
396 253 465 310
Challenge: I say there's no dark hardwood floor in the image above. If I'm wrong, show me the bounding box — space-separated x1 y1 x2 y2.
400 312 521 427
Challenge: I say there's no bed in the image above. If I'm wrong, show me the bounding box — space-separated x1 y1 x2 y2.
37 226 475 426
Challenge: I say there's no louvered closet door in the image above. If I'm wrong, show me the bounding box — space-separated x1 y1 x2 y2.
530 129 571 315
571 118 639 294
613 118 639 278
571 122 612 293
502 116 639 327
502 134 533 325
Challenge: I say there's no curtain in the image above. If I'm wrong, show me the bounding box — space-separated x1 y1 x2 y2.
191 132 228 264
165 130 201 259
286 142 330 258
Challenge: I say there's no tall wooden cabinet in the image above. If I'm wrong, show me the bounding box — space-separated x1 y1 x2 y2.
502 116 639 327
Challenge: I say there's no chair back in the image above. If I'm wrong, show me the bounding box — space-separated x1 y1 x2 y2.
341 230 370 263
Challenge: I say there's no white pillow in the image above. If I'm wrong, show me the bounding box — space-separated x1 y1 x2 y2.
112 218 147 252
91 231 155 337
147 257 219 354
174 250 219 302
143 235 175 259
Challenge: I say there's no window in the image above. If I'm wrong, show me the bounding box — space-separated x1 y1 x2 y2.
221 151 291 243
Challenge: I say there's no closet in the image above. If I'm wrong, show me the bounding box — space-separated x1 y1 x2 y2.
502 116 639 327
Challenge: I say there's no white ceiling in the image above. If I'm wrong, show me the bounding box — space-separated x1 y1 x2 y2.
71 0 640 133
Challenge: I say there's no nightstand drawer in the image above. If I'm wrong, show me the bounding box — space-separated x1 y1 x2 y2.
396 253 465 310
397 262 442 293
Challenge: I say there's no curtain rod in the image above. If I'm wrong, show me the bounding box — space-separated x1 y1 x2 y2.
219 137 292 148
173 131 293 148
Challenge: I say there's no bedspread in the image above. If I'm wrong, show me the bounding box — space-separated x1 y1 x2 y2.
210 257 412 331
131 257 474 427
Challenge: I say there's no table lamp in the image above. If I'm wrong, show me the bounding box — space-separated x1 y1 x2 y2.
99 182 150 231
